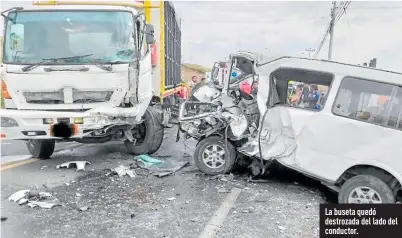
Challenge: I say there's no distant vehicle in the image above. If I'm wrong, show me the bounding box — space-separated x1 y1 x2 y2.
179 52 402 204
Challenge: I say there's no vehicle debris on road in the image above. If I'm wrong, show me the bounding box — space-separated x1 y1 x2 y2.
217 187 229 193
110 164 137 178
78 206 89 212
135 155 190 177
9 190 61 209
106 155 190 178
56 161 91 172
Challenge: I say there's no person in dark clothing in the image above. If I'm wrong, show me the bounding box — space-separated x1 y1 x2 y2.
251 80 258 96
302 84 310 102
189 78 207 100
304 84 320 109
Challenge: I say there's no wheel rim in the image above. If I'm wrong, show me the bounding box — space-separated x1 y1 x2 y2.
27 140 36 150
348 186 383 204
202 144 226 169
131 122 147 145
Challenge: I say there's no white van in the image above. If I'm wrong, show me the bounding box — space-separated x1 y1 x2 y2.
180 52 401 204
253 56 402 203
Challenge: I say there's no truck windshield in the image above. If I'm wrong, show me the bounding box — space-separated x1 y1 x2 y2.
3 10 136 65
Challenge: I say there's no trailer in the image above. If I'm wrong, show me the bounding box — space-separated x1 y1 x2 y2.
143 1 183 104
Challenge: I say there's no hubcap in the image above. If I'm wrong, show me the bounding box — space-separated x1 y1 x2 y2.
348 186 382 204
202 144 226 169
27 140 36 149
131 122 146 145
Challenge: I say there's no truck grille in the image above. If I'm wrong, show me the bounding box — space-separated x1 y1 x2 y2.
23 90 64 104
23 89 113 104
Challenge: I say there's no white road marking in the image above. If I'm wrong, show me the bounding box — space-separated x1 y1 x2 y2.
198 187 242 238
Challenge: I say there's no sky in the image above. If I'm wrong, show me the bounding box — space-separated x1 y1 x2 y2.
1 0 402 72
173 0 402 72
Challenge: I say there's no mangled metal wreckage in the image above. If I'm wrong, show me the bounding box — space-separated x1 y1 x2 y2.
179 52 297 176
179 52 402 204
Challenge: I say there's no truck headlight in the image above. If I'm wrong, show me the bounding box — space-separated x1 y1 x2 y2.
73 117 84 124
1 117 19 127
43 118 54 124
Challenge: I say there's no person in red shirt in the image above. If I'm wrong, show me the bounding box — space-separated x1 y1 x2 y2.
177 81 189 100
240 80 252 95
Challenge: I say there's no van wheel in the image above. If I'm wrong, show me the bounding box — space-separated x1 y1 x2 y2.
338 175 395 204
125 107 164 155
26 139 55 159
194 136 236 175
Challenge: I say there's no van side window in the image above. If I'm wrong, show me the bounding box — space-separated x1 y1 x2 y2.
287 81 329 111
271 68 333 111
333 77 401 130
389 87 402 129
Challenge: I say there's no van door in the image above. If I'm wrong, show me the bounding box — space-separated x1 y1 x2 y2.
293 76 402 182
252 73 298 162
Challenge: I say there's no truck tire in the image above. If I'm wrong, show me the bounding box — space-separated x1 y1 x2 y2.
338 175 395 204
125 107 164 155
26 139 55 159
194 136 237 175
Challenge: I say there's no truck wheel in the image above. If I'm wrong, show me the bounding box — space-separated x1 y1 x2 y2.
125 107 164 155
338 175 395 204
26 139 55 159
194 136 236 175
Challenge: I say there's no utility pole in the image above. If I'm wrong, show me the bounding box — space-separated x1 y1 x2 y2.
328 1 337 60
305 48 315 58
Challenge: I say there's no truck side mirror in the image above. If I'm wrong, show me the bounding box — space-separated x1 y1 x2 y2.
145 24 155 44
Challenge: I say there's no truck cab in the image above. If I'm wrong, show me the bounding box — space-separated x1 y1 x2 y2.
1 1 166 158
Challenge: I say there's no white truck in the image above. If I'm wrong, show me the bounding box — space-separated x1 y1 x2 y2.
0 1 182 158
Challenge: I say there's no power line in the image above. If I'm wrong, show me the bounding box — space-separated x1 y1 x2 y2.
335 1 351 24
313 25 330 58
334 2 346 23
313 1 351 58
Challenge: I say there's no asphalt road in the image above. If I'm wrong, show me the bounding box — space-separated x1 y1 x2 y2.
1 129 332 238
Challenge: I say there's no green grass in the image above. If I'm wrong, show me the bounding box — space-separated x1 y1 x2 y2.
183 63 210 73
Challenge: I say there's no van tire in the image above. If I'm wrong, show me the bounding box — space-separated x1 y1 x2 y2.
194 136 236 175
125 107 164 155
26 139 55 159
338 175 395 204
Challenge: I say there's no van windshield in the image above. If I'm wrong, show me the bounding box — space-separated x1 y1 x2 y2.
3 10 136 65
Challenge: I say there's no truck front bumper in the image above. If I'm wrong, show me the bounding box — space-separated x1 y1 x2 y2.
0 109 138 140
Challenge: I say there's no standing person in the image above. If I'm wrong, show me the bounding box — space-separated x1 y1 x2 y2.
177 81 189 100
251 80 258 96
302 84 310 100
189 77 207 100
191 76 199 87
290 84 303 106
240 80 252 95
304 84 320 109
